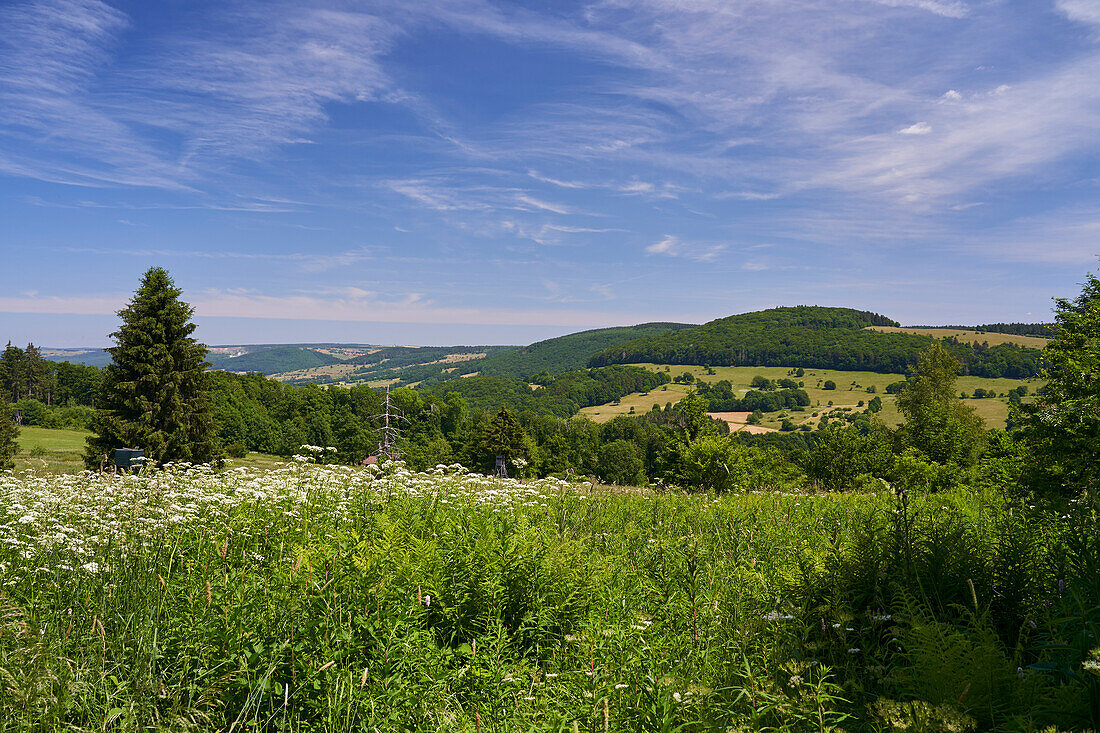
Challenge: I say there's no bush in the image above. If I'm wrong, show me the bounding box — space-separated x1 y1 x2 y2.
823 380 837 390
596 440 646 485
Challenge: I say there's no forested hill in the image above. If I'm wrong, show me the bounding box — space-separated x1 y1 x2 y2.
588 305 1043 378
460 323 692 379
390 322 693 387
206 346 345 374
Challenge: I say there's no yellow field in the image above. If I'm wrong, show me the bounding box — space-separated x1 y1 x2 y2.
867 326 1048 348
579 364 1042 430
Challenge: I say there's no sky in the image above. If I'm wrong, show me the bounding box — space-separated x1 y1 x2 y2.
1 0 1098 347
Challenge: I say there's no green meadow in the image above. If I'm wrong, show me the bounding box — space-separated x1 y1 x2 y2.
1 463 1096 731
581 364 1041 431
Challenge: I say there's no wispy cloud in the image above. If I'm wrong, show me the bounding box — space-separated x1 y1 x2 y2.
867 0 969 18
898 121 933 135
0 0 403 192
1056 0 1100 28
646 235 725 262
515 193 572 215
0 287 679 329
64 246 375 272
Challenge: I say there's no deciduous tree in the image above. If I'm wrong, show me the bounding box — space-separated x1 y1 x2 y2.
1016 272 1100 499
895 343 984 466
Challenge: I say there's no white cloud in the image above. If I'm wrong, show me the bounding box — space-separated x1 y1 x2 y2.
898 121 933 135
1056 0 1100 28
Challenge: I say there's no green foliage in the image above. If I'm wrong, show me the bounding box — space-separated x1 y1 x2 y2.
895 612 1032 728
895 344 985 468
477 406 533 472
678 435 800 492
423 365 669 418
9 400 94 430
2 464 1099 729
696 380 809 412
596 439 646 485
822 380 836 390
0 396 17 470
1017 272 1100 500
84 267 219 468
801 425 894 490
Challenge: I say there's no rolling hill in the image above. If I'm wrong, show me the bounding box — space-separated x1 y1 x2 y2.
588 306 1043 378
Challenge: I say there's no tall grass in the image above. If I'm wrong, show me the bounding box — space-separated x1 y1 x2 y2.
0 463 1096 731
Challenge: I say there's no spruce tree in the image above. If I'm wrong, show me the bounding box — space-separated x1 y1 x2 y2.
84 267 219 469
477 406 532 474
0 394 17 470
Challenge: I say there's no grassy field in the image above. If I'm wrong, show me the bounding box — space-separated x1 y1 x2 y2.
867 325 1048 348
580 364 1042 430
1 464 1095 730
13 426 92 473
15 426 292 473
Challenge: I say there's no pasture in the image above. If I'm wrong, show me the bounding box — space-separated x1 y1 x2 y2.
13 426 92 474
580 364 1040 431
14 426 294 474
0 463 1094 731
867 326 1048 348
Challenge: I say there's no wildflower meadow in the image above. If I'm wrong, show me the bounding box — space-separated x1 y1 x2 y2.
1 459 1097 732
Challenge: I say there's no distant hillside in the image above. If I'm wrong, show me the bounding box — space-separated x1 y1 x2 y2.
324 345 517 386
384 323 694 387
208 346 346 375
42 348 113 367
421 365 671 417
588 306 1042 378
476 322 694 379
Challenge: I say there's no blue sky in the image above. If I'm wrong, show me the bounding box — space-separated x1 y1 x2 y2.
1 0 1098 347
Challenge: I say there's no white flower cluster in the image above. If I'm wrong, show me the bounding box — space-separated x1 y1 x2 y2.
0 463 575 579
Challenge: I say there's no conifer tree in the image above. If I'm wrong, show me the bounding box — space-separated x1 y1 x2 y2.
0 393 17 470
0 342 25 402
477 406 532 474
84 267 219 468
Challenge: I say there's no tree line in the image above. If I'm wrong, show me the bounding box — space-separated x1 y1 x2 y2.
3 268 1096 508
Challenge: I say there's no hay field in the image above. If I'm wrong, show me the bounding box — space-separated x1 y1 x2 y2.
867 326 1048 348
581 364 1041 430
